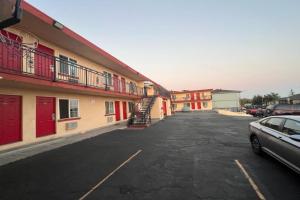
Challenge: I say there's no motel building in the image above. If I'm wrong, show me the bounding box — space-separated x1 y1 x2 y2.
171 89 213 112
0 2 171 151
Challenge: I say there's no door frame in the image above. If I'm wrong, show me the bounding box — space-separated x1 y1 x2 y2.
36 96 56 137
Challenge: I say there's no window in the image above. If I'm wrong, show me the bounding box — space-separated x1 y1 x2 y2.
186 94 190 99
69 58 77 78
184 103 190 107
59 55 69 75
260 118 269 126
265 117 284 131
105 101 114 115
282 119 300 135
103 71 112 86
203 102 208 108
128 102 135 113
172 95 176 100
59 99 79 119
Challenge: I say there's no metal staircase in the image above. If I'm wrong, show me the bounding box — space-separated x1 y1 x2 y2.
127 96 156 128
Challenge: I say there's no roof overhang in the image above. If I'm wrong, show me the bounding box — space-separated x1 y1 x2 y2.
13 1 152 82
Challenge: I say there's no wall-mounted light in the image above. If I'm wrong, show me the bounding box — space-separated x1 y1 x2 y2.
0 76 3 79
53 21 64 30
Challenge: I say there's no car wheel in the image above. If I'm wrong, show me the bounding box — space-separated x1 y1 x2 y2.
251 135 262 155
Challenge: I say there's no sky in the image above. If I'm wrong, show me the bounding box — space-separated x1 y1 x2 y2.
26 0 300 98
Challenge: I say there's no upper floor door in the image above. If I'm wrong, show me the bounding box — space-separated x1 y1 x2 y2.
113 74 119 92
0 30 22 73
35 44 54 80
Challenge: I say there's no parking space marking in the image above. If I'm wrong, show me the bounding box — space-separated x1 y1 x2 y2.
78 149 142 200
235 160 266 200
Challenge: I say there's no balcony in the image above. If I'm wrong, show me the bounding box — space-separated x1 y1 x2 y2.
0 39 144 97
171 95 212 102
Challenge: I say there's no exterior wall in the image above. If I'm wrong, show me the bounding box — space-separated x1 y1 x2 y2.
4 27 140 88
212 92 240 110
0 86 134 151
166 99 172 116
171 90 212 112
151 97 164 120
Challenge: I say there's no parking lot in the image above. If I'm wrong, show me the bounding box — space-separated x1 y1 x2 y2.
0 112 299 200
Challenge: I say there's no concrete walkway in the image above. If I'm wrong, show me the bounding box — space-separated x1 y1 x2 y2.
0 123 127 167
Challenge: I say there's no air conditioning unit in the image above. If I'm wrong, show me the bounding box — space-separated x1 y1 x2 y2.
107 116 114 123
66 122 78 130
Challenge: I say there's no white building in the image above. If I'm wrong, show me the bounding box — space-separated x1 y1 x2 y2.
212 89 241 111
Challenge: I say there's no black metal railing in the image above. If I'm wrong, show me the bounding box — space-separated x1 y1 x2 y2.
0 38 143 96
127 95 156 126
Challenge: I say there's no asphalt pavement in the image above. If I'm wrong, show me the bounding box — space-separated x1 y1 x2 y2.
0 112 299 200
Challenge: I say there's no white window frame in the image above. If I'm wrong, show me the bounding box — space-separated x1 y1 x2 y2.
105 101 114 115
59 98 80 119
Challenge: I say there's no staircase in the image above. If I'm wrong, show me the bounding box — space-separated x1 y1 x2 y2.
127 96 156 128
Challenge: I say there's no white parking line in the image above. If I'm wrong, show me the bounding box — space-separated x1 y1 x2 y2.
78 149 142 200
235 159 266 200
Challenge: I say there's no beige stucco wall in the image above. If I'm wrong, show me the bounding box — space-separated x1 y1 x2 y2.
172 100 212 112
151 97 164 120
0 86 135 151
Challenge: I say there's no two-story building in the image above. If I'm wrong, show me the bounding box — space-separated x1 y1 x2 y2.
171 89 213 112
0 2 171 151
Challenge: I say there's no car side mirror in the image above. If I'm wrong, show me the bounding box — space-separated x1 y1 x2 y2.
290 135 300 142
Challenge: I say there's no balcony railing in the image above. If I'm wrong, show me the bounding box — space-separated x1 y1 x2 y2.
0 39 143 96
171 95 212 101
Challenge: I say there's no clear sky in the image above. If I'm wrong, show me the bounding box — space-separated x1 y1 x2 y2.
26 0 300 98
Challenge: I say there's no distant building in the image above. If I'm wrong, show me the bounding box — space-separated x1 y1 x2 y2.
170 89 213 112
212 89 241 111
279 94 300 105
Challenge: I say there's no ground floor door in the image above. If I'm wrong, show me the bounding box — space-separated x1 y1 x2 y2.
197 102 201 109
122 101 127 120
115 101 121 121
36 96 56 137
191 102 195 109
163 101 167 116
0 95 22 145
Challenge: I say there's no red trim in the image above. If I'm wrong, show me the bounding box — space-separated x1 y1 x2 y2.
21 1 168 91
171 89 213 94
172 99 211 103
0 72 141 99
58 117 81 122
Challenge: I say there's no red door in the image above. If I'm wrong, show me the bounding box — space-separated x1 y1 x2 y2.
36 96 56 137
121 77 126 93
0 30 22 73
35 44 54 80
163 101 167 116
0 95 22 145
113 74 119 92
197 102 201 109
122 101 127 120
191 93 195 109
115 101 120 121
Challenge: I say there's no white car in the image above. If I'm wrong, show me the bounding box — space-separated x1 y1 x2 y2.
249 115 300 174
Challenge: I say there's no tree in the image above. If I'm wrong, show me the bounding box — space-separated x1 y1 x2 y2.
289 89 295 97
252 95 263 106
263 92 280 105
240 98 252 106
